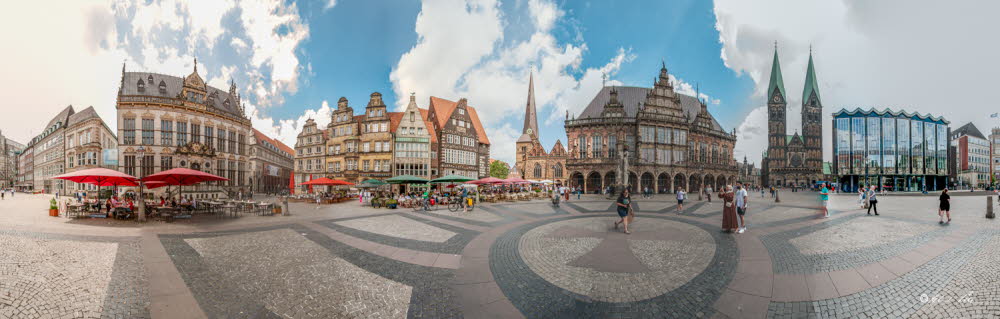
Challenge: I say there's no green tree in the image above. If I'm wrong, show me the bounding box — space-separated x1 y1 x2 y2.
489 160 509 179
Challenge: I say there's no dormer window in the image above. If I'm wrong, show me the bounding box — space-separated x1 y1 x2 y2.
137 79 145 92
158 80 167 93
147 75 154 83
458 109 465 115
224 99 230 107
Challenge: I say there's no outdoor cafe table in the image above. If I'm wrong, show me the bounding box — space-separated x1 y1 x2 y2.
67 203 86 218
257 202 272 215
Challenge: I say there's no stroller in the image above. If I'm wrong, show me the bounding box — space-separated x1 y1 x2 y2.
551 193 560 207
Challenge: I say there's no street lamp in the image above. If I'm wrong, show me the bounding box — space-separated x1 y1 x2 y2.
136 146 146 222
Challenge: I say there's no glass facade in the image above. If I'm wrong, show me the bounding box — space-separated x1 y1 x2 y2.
832 109 949 192
882 118 895 174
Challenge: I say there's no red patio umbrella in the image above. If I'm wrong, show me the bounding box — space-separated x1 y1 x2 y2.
307 174 314 193
471 177 504 185
289 171 295 195
300 177 354 186
141 168 229 200
52 168 138 210
502 177 531 184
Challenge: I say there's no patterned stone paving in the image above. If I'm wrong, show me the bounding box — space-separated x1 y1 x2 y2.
184 228 412 318
5 191 1000 318
518 217 715 302
334 214 457 243
790 217 937 255
0 231 148 319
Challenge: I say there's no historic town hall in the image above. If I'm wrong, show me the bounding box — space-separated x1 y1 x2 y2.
562 64 737 194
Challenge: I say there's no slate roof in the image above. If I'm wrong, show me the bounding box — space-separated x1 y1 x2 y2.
953 122 986 140
120 71 244 118
576 86 728 133
66 106 100 127
46 105 75 130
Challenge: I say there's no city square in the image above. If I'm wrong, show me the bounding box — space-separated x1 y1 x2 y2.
3 0 999 318
3 190 1000 318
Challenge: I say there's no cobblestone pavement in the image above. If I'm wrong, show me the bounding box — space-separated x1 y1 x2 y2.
3 191 1000 318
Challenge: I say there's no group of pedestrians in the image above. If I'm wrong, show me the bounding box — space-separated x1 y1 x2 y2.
826 183 953 224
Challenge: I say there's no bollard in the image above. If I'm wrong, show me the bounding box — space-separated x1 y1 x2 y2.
988 196 995 219
775 190 781 203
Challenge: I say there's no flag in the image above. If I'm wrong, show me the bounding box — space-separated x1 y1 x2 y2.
992 113 998 118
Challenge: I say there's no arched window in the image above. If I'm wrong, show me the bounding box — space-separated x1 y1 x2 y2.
158 80 167 94
554 163 563 178
147 75 154 84
136 79 145 92
533 163 542 178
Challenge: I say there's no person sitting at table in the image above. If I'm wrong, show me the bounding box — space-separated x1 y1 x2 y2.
159 196 166 206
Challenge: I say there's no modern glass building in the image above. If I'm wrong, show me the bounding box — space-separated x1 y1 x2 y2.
832 108 949 192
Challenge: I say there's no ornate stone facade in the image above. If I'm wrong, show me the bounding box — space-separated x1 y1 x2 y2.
762 47 825 187
295 119 327 193
117 60 254 199
64 106 117 196
565 64 737 194
514 73 566 182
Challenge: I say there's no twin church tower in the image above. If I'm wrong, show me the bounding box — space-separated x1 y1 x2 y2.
761 45 825 187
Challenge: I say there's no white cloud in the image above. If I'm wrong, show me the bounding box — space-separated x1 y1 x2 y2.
324 0 337 11
391 0 632 164
0 0 311 148
716 0 1000 165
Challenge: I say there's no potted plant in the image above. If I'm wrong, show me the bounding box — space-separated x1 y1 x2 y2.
49 198 59 217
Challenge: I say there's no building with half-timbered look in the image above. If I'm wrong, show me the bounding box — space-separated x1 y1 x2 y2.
426 97 491 179
564 63 737 194
117 60 253 199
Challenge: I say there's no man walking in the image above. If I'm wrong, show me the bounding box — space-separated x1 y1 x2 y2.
736 183 748 233
866 185 879 216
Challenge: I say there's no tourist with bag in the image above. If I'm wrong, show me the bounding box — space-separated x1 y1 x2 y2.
614 189 633 234
721 185 738 232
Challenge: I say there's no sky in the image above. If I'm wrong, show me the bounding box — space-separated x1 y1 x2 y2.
1 0 997 166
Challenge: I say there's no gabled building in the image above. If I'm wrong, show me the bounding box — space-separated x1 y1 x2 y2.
514 73 567 182
565 63 737 194
951 122 989 188
426 96 491 179
358 92 394 180
65 106 117 196
117 60 254 199
326 97 360 183
391 94 432 179
294 118 327 193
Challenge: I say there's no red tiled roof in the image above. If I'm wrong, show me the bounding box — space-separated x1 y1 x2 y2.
467 106 490 145
428 96 458 128
419 108 437 143
252 128 296 156
388 112 404 133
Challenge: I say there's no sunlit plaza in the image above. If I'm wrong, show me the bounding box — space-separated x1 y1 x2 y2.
3 190 1000 318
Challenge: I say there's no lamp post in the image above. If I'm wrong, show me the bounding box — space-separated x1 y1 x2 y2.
136 146 146 222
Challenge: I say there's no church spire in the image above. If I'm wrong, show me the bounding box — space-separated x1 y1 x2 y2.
522 71 539 139
767 43 786 103
802 47 821 105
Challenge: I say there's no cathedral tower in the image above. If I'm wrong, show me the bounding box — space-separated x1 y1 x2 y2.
766 45 788 168
801 49 823 170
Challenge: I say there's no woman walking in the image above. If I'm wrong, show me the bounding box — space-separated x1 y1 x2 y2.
939 188 951 224
614 189 634 234
866 185 879 216
721 185 738 233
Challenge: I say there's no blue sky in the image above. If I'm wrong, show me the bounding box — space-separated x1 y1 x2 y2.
5 0 997 166
274 0 755 163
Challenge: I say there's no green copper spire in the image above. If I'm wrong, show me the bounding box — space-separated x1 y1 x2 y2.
766 43 786 102
802 48 821 104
